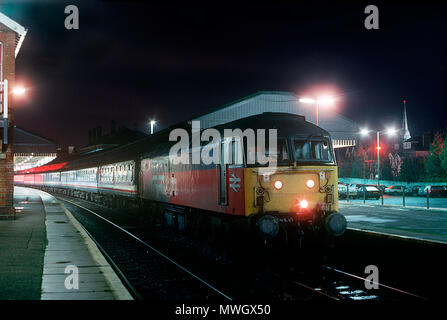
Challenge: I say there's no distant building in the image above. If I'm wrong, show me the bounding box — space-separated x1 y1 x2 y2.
77 120 148 155
402 132 432 159
399 100 431 158
401 100 411 141
192 91 359 148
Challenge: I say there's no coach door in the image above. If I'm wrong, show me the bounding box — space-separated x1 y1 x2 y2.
218 139 228 205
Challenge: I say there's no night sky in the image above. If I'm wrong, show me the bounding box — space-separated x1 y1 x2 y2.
1 1 446 147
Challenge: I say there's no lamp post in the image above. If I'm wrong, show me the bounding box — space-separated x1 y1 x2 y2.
1 80 26 144
360 127 397 186
299 96 335 126
150 120 156 135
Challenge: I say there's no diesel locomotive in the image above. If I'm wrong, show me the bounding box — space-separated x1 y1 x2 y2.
14 113 346 248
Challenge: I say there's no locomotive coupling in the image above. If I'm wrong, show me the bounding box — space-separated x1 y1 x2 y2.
324 212 347 236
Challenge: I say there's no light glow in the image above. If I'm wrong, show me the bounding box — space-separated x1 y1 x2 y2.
316 96 335 105
299 97 316 104
273 180 283 190
12 86 26 95
386 128 397 135
149 120 156 134
306 179 315 188
360 128 369 135
299 96 335 105
299 200 309 209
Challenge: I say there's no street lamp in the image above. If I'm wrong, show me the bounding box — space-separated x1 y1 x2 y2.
299 96 335 126
12 86 26 96
150 120 156 135
360 127 398 185
1 80 28 144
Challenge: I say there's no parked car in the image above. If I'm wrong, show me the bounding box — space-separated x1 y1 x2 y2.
338 183 348 199
417 186 427 196
364 184 385 194
411 185 423 196
338 183 356 199
356 186 381 200
384 185 409 195
424 185 447 197
349 184 364 192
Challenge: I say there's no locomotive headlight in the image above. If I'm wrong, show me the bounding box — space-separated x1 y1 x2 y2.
273 180 283 190
306 179 315 189
299 199 309 209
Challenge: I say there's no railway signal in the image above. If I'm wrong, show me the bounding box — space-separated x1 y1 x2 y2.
360 127 398 186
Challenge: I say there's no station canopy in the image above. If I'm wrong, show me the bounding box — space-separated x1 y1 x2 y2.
13 127 57 171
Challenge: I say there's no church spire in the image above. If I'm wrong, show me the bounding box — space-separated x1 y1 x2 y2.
402 99 411 141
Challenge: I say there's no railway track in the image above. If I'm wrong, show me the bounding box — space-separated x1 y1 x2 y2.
57 196 232 301
322 266 427 300
54 194 429 302
280 265 427 301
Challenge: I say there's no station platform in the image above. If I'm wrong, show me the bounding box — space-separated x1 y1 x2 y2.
0 187 133 300
339 201 447 244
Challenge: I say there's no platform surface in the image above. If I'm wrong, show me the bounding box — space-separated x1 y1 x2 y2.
339 201 447 244
0 187 133 300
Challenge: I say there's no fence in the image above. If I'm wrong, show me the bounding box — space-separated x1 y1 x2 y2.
339 179 447 209
338 177 447 188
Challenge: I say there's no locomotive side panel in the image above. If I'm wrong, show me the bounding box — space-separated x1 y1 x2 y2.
140 154 246 215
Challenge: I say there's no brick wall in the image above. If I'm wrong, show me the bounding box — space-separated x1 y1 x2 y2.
0 23 16 214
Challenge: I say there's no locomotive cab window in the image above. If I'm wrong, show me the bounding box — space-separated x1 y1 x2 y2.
244 137 290 167
292 136 333 163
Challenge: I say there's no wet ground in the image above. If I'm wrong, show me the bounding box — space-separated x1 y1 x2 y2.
340 194 447 209
339 201 447 243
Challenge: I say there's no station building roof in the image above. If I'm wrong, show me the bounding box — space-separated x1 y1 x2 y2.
192 91 358 148
0 11 27 58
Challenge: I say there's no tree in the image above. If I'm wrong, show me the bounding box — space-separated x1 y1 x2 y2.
425 133 447 182
338 160 352 178
441 138 447 176
380 156 393 181
399 156 425 182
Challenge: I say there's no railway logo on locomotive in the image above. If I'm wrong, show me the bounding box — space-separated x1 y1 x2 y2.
229 174 241 192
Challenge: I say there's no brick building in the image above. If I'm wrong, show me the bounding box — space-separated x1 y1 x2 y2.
0 12 27 216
